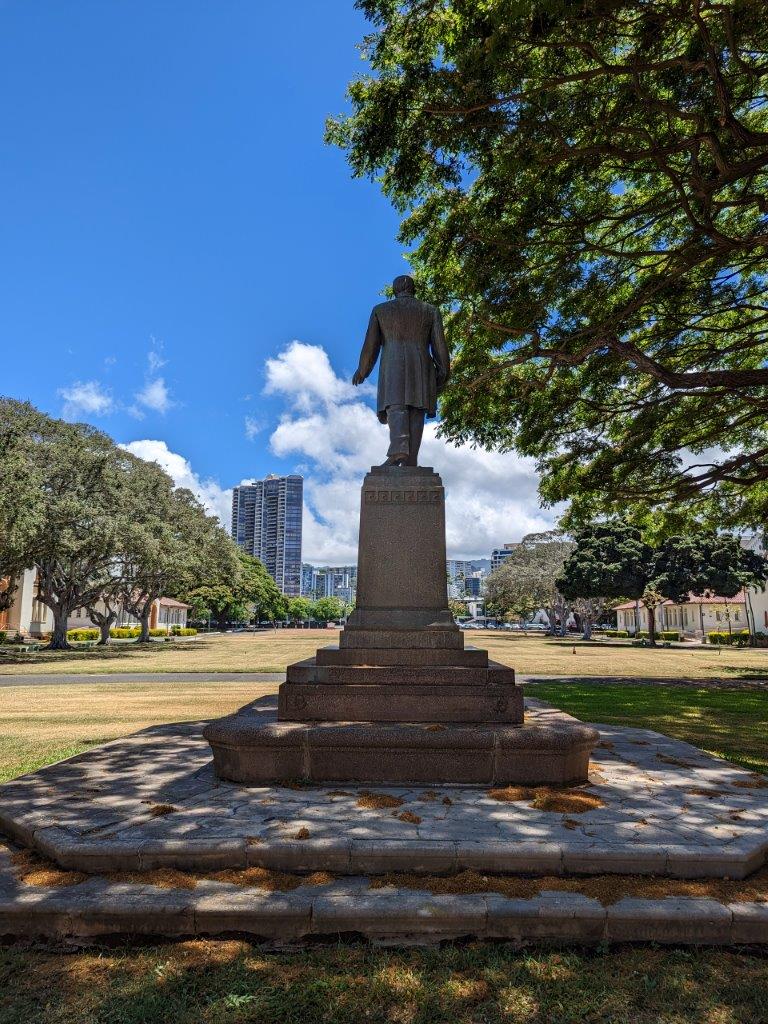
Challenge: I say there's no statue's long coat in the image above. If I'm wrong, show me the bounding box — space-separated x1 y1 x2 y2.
358 295 450 424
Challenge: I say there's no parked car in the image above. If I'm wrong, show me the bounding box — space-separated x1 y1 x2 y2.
523 622 548 631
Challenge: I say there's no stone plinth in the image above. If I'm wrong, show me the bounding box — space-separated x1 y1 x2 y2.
204 465 597 784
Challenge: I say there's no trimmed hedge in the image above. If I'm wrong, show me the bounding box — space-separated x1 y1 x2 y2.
110 627 141 639
707 630 751 647
170 626 197 636
636 631 679 640
605 630 629 638
67 628 100 641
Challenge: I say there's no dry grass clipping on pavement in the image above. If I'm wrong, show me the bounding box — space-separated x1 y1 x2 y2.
487 785 605 813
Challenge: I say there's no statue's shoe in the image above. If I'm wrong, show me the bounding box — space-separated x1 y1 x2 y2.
381 455 407 467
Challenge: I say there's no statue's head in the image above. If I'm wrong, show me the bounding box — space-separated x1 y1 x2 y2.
392 274 416 297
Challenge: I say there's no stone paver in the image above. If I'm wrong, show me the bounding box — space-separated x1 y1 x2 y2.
1 698 766 880
0 847 765 945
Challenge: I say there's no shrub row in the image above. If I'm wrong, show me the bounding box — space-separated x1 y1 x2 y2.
67 628 100 641
707 630 751 647
67 625 198 641
635 630 680 641
604 629 629 638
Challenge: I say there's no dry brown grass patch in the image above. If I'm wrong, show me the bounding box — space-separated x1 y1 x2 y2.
208 866 333 890
107 867 197 890
294 827 310 840
11 850 86 888
148 803 178 817
369 865 768 906
656 753 696 768
357 790 404 810
417 790 438 802
487 785 604 813
487 785 533 802
395 811 422 825
732 777 768 789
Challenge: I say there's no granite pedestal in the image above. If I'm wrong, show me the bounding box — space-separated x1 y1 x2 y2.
205 466 597 784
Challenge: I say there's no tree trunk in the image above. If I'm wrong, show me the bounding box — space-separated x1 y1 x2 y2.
137 604 152 643
582 618 593 640
88 607 117 645
216 609 228 631
647 605 657 646
46 605 72 650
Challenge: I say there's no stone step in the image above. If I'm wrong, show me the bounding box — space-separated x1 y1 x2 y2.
286 659 513 687
315 644 488 668
339 628 465 650
278 681 523 723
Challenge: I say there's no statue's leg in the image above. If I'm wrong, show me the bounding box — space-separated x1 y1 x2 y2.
385 405 410 463
406 407 426 466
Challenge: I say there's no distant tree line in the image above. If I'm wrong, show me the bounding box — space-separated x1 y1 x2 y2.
485 526 768 645
0 399 281 649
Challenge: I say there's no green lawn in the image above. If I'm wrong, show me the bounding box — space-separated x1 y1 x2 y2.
1 940 766 1024
529 682 768 775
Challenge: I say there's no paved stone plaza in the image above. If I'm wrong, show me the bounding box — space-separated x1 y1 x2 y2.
1 698 766 880
0 697 767 943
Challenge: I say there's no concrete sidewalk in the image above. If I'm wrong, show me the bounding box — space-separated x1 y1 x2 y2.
0 671 764 688
0 672 285 687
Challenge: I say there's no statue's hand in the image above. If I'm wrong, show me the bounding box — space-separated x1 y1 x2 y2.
352 369 365 386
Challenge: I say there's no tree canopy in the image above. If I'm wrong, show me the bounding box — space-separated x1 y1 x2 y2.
330 0 768 529
484 531 574 632
0 399 241 648
558 521 768 641
187 552 284 629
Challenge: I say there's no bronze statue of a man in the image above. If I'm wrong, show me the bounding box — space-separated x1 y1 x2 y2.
352 275 450 467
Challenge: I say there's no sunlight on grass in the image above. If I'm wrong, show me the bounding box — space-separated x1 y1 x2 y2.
0 943 766 1023
531 683 768 775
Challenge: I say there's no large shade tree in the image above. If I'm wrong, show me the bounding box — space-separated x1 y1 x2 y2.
0 400 143 649
484 531 575 634
558 523 768 642
330 1 768 529
186 551 284 630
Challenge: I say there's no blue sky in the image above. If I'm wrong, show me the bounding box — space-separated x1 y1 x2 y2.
0 0 554 561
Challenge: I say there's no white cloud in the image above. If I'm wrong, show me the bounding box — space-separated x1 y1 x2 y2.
266 343 557 562
245 415 264 441
134 377 172 414
58 380 114 420
148 350 166 374
121 439 231 526
264 340 368 412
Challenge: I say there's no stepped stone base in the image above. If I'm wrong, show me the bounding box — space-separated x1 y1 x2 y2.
203 702 598 785
205 464 598 785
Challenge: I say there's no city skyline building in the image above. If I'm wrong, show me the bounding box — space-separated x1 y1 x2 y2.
231 474 303 596
301 563 357 605
491 543 519 573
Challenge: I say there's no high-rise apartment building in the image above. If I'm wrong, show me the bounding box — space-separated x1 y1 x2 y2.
300 564 357 605
491 543 519 573
231 475 303 596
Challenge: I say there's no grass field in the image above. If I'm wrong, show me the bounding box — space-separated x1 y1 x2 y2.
0 940 766 1023
2 629 768 680
0 679 276 783
531 682 768 776
1 639 767 1016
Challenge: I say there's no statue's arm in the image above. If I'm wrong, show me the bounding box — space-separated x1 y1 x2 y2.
430 307 450 390
353 309 382 386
